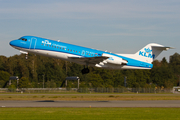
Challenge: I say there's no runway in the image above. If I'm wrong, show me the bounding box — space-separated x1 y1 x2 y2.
0 100 180 108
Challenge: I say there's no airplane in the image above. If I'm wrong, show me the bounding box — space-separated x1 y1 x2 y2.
9 36 173 74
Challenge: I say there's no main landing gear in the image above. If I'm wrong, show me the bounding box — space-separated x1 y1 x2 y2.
81 67 89 74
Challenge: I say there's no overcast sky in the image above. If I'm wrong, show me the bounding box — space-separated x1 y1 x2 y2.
0 0 180 61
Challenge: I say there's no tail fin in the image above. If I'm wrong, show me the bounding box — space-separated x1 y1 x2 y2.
134 43 173 63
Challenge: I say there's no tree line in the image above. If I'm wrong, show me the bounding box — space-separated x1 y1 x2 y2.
0 53 180 88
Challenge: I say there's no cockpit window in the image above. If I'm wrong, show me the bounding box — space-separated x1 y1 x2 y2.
18 37 27 41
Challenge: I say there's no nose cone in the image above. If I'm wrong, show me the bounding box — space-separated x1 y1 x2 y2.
9 40 15 46
9 40 19 47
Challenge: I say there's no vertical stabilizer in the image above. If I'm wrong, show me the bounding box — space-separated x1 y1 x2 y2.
134 43 173 63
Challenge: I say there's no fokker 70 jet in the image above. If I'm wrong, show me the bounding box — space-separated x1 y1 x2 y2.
9 36 172 74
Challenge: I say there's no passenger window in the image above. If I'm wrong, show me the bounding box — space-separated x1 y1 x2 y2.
54 46 56 48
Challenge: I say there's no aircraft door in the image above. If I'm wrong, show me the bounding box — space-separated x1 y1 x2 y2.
29 37 37 49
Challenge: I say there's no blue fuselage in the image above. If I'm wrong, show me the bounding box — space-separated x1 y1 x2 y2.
9 36 153 69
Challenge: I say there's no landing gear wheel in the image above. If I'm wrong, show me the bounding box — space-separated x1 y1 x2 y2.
81 68 90 74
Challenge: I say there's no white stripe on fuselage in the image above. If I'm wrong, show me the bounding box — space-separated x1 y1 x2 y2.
12 46 78 59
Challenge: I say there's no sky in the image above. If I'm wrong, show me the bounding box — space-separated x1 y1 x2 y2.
0 0 180 62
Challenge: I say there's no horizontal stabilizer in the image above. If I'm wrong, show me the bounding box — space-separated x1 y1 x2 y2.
152 46 174 51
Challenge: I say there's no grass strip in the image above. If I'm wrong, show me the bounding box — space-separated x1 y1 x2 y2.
0 108 180 120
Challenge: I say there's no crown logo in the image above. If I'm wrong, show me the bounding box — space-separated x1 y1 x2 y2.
144 48 152 53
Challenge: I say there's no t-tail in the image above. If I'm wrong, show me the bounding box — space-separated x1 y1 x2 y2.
134 43 173 63
118 43 173 65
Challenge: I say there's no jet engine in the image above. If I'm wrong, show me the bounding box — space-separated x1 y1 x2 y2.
102 53 128 65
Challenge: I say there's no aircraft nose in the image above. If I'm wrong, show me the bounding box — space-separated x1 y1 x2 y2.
9 40 15 46
9 40 14 46
9 40 18 47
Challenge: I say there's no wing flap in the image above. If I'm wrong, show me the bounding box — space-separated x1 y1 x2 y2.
69 56 109 64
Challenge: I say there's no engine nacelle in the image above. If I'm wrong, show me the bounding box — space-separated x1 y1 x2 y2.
102 53 128 65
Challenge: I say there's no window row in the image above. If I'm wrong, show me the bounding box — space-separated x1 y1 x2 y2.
41 43 97 56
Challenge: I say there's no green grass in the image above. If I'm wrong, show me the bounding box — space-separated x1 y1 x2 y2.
0 108 180 120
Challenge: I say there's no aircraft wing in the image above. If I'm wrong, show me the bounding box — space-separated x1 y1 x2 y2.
69 56 109 65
